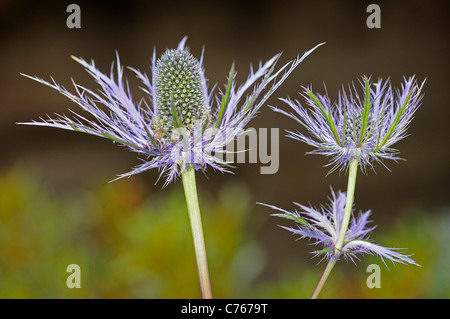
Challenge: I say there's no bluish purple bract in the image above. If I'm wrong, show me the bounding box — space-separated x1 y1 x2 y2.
274 76 425 173
262 189 419 266
20 38 322 185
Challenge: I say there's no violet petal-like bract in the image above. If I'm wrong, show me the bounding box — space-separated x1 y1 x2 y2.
261 189 420 266
273 76 425 173
20 37 324 185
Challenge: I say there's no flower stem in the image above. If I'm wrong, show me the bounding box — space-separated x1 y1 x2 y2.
311 158 358 299
182 165 212 299
311 259 336 299
335 158 359 252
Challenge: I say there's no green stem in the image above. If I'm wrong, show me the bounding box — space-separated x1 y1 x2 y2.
335 158 359 252
310 158 359 299
182 166 212 299
311 259 336 299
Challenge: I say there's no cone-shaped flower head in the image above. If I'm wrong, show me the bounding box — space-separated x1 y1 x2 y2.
261 189 420 266
153 49 209 134
274 76 425 173
19 37 323 185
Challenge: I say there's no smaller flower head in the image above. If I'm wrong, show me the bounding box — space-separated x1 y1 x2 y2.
274 76 425 173
261 189 420 266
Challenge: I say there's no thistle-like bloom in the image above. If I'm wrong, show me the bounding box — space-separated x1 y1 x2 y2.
262 189 419 266
274 76 425 173
20 37 322 185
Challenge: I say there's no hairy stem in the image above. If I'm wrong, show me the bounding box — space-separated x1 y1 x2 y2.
311 158 358 299
182 166 212 299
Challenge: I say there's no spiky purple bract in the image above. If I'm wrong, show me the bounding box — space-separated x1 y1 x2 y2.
261 189 420 267
274 76 425 173
20 37 323 185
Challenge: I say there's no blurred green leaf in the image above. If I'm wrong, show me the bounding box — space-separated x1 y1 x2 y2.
0 167 448 298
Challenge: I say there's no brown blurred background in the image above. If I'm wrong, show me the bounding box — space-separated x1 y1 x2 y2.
1 0 449 298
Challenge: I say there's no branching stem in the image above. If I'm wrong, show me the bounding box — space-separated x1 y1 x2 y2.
311 158 358 299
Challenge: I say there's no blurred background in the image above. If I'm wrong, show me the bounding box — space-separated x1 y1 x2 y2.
1 0 449 298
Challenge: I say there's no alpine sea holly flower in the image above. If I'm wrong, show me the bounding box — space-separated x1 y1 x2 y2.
274 76 425 173
20 37 323 185
268 75 424 299
19 37 323 299
263 189 419 266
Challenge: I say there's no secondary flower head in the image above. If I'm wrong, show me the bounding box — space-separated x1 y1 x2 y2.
261 189 419 266
20 37 323 185
274 76 425 173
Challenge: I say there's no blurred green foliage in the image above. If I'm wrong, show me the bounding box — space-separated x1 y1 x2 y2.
0 166 448 298
256 209 450 299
